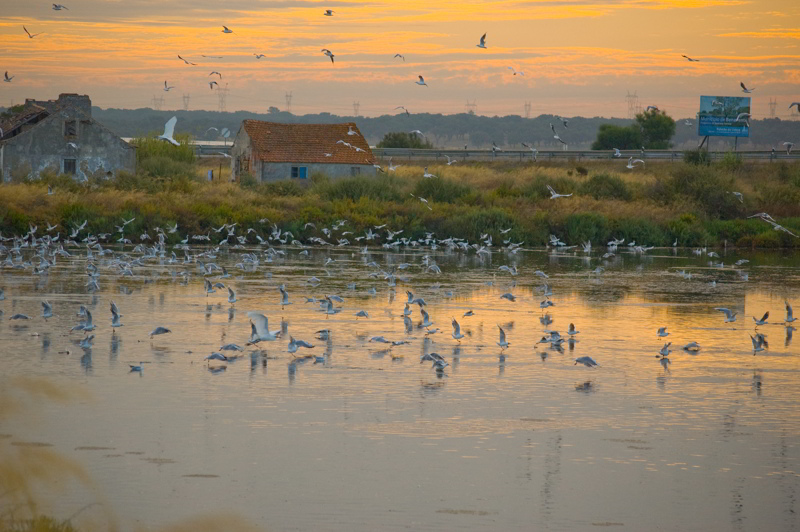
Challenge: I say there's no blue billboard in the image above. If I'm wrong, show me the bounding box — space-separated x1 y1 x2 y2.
697 96 751 137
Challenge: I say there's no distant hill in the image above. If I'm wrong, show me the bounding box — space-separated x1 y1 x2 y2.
93 107 800 151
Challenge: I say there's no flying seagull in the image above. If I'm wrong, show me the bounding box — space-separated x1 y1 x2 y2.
321 48 335 63
178 55 197 65
52 4 69 10
209 81 218 90
158 116 180 146
682 54 700 62
714 307 738 323
645 105 659 112
222 26 234 34
394 54 405 61
163 81 174 92
201 55 224 58
740 82 755 93
626 157 645 169
416 75 428 87
784 142 794 154
3 71 13 83
254 53 265 59
209 71 222 78
790 102 800 112
735 113 751 127
23 26 43 38
476 33 487 49
324 9 334 16
546 184 572 199
395 106 410 116
507 66 524 76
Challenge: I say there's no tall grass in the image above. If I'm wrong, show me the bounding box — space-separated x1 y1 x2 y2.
1 160 799 248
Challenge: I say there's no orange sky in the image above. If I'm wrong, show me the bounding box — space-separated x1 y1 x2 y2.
1 0 798 118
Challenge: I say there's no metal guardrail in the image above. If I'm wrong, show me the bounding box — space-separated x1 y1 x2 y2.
374 148 799 163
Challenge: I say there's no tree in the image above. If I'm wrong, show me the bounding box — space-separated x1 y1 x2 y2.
635 108 676 149
376 131 433 149
591 124 642 150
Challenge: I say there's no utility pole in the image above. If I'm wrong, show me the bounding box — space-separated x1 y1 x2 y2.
769 98 777 118
465 100 477 114
182 93 190 111
285 91 293 114
524 102 531 119
151 95 163 111
352 101 360 117
217 84 229 113
626 91 639 119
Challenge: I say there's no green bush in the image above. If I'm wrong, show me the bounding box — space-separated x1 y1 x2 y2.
564 213 611 243
520 174 579 200
412 177 473 203
131 135 194 163
684 149 711 166
318 175 405 202
668 165 740 218
579 173 632 201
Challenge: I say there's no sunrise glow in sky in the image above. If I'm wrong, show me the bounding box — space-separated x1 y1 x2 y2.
1 0 798 118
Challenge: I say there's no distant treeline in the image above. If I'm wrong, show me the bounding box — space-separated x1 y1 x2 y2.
4 103 795 150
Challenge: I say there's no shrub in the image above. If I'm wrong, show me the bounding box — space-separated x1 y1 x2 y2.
668 165 740 218
131 135 194 163
520 174 578 200
683 149 711 166
318 175 405 202
564 213 610 243
717 151 742 172
579 173 632 201
412 177 473 203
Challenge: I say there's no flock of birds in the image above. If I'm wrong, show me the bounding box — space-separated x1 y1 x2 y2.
1 214 796 381
6 5 799 155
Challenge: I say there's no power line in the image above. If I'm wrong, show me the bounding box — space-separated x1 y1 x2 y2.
769 97 777 118
626 91 638 119
285 91 293 114
217 84 229 113
465 100 477 114
353 101 360 117
182 93 190 112
524 102 531 119
151 95 163 111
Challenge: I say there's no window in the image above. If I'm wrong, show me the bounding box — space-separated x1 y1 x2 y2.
63 159 77 175
63 120 77 137
350 166 361 176
291 166 308 179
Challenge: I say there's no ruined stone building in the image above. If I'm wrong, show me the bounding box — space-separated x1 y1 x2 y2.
0 93 135 182
230 120 376 182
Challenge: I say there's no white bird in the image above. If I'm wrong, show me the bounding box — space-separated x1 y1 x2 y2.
324 9 334 16
347 125 358 136
683 341 701 352
682 54 700 62
205 352 228 362
209 71 222 78
626 157 645 169
227 287 237 304
149 326 171 338
659 342 672 357
394 53 405 61
158 116 180 146
451 318 465 342
52 4 69 10
574 356 598 367
321 49 335 63
786 301 796 324
568 323 579 335
507 66 524 76
247 312 281 343
41 301 53 320
445 155 457 166
177 55 197 65
735 113 751 128
784 142 794 155
23 26 43 39
476 33 487 49
729 191 744 203
355 310 369 319
740 82 755 93
254 53 265 59
753 311 769 327
3 71 13 83
221 26 234 34
129 362 144 372
645 105 659 112
750 333 767 354
416 75 428 87
288 336 314 353
395 105 410 116
657 327 669 337
423 167 437 179
163 80 174 92
546 184 572 199
497 325 509 350
714 307 737 323
209 81 218 90
500 293 516 302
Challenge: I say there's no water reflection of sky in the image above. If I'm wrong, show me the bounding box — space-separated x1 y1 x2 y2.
2 246 799 531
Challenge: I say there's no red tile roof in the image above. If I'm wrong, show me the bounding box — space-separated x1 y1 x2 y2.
240 120 375 165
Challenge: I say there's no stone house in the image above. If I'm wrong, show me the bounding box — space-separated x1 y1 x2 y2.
0 93 136 182
230 120 376 181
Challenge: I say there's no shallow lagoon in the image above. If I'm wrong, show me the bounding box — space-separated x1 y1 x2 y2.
2 244 799 531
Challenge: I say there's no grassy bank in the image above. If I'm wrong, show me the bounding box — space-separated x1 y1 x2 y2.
1 156 799 248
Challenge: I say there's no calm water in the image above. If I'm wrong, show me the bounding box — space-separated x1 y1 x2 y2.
2 243 799 531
